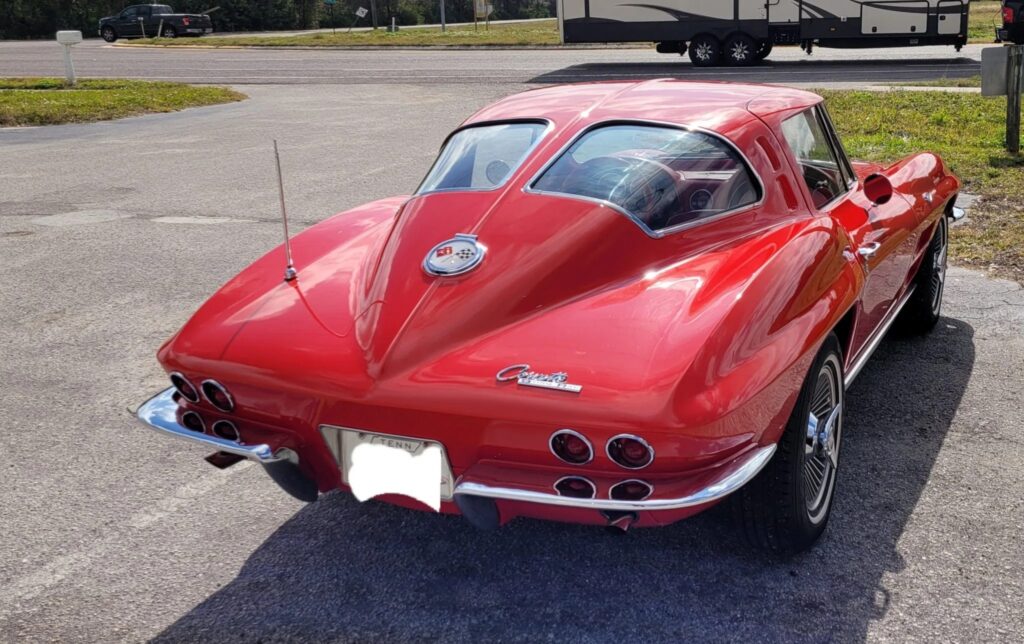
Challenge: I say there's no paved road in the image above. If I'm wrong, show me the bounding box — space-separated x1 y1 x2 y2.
0 39 984 85
1 84 1022 642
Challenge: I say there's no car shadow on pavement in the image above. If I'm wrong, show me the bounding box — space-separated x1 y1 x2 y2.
527 57 979 85
154 318 975 643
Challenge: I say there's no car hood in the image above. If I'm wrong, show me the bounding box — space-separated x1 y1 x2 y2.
160 190 837 430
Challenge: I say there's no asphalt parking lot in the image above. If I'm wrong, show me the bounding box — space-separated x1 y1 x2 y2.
1 56 1023 641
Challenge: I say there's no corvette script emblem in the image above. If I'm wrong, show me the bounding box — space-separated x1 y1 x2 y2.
496 364 583 394
423 233 486 277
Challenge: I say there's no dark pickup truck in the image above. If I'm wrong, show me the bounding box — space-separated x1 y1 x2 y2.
999 1 1024 45
99 4 212 42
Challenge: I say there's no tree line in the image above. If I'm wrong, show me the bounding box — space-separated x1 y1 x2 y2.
0 0 555 39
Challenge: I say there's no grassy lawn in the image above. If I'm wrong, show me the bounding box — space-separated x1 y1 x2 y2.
135 19 563 47
901 76 983 88
0 78 245 127
968 1 1002 43
822 89 1024 282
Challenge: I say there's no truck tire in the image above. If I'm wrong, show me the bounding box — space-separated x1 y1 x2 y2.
101 26 117 42
162 25 177 38
688 34 722 67
724 33 758 66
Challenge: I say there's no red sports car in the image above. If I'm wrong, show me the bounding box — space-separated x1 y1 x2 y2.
138 81 963 554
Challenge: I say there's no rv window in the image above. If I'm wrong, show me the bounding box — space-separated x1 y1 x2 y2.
531 124 761 234
781 108 849 209
417 122 548 194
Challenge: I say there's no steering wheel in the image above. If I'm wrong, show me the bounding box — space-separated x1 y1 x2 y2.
804 165 837 207
565 154 681 228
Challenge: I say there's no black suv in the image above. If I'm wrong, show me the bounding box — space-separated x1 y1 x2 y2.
999 1 1024 44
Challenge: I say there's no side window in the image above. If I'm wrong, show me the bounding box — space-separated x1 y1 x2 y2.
121 7 139 18
781 108 848 209
137 6 152 17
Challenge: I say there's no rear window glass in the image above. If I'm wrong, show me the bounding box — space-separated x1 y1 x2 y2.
531 124 761 233
417 122 547 194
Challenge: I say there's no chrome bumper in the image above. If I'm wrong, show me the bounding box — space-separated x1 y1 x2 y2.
136 387 284 463
454 444 776 513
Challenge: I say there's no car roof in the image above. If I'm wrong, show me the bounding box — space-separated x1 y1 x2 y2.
463 80 823 136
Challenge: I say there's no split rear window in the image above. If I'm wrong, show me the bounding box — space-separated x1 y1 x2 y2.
417 122 548 194
531 124 761 234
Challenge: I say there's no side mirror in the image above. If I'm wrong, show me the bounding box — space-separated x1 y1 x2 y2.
863 173 893 206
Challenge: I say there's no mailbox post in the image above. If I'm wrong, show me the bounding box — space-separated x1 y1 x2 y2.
56 31 83 86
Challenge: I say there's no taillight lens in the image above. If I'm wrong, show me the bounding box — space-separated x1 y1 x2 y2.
181 411 205 433
610 479 653 501
170 372 199 403
201 380 234 412
554 476 596 499
549 430 593 465
1005 7 1015 24
607 435 654 469
182 16 190 25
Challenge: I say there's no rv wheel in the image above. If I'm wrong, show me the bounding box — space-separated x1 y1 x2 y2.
688 34 721 67
724 33 757 66
756 41 773 60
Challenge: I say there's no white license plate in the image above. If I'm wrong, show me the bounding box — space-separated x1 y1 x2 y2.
324 427 454 510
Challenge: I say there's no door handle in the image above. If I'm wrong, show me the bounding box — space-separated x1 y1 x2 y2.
857 242 882 260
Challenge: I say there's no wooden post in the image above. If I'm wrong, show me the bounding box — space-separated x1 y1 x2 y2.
1009 45 1023 155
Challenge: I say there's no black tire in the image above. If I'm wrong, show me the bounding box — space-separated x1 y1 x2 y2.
730 333 844 555
897 215 948 334
161 25 177 38
724 33 758 66
101 26 117 43
688 34 722 67
755 41 773 60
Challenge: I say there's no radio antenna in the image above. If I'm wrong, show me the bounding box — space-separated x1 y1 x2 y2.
273 140 297 282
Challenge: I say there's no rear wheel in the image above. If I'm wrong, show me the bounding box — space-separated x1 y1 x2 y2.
688 34 722 67
101 26 117 42
161 25 177 38
755 40 773 60
730 333 844 555
724 33 758 66
897 215 948 334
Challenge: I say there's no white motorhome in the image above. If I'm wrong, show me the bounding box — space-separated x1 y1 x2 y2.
557 0 970 66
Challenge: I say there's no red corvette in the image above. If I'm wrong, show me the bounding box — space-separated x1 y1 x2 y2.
138 81 963 554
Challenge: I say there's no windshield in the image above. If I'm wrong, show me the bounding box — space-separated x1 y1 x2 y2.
531 124 761 233
417 122 548 194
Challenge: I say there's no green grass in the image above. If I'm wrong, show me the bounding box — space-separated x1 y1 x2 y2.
968 1 1002 43
135 19 563 47
0 78 245 127
822 89 1024 281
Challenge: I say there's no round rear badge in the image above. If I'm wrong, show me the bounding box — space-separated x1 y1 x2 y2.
423 233 486 277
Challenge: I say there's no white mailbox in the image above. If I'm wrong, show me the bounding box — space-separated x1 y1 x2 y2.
56 30 83 45
55 30 82 85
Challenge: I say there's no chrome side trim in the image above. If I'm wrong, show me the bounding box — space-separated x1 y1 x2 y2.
454 444 776 512
136 388 282 463
844 284 917 389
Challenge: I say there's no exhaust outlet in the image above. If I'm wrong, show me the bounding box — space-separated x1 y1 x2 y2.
602 510 638 534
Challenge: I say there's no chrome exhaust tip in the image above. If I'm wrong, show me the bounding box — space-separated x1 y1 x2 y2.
602 510 638 534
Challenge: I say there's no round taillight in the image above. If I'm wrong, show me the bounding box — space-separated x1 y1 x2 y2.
201 380 234 413
607 435 654 470
549 429 593 465
181 411 205 433
554 476 596 499
212 420 240 442
170 372 199 403
609 479 653 501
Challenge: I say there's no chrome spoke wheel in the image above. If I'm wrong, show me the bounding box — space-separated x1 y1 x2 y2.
731 42 750 61
802 354 842 525
695 43 712 61
931 218 948 315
